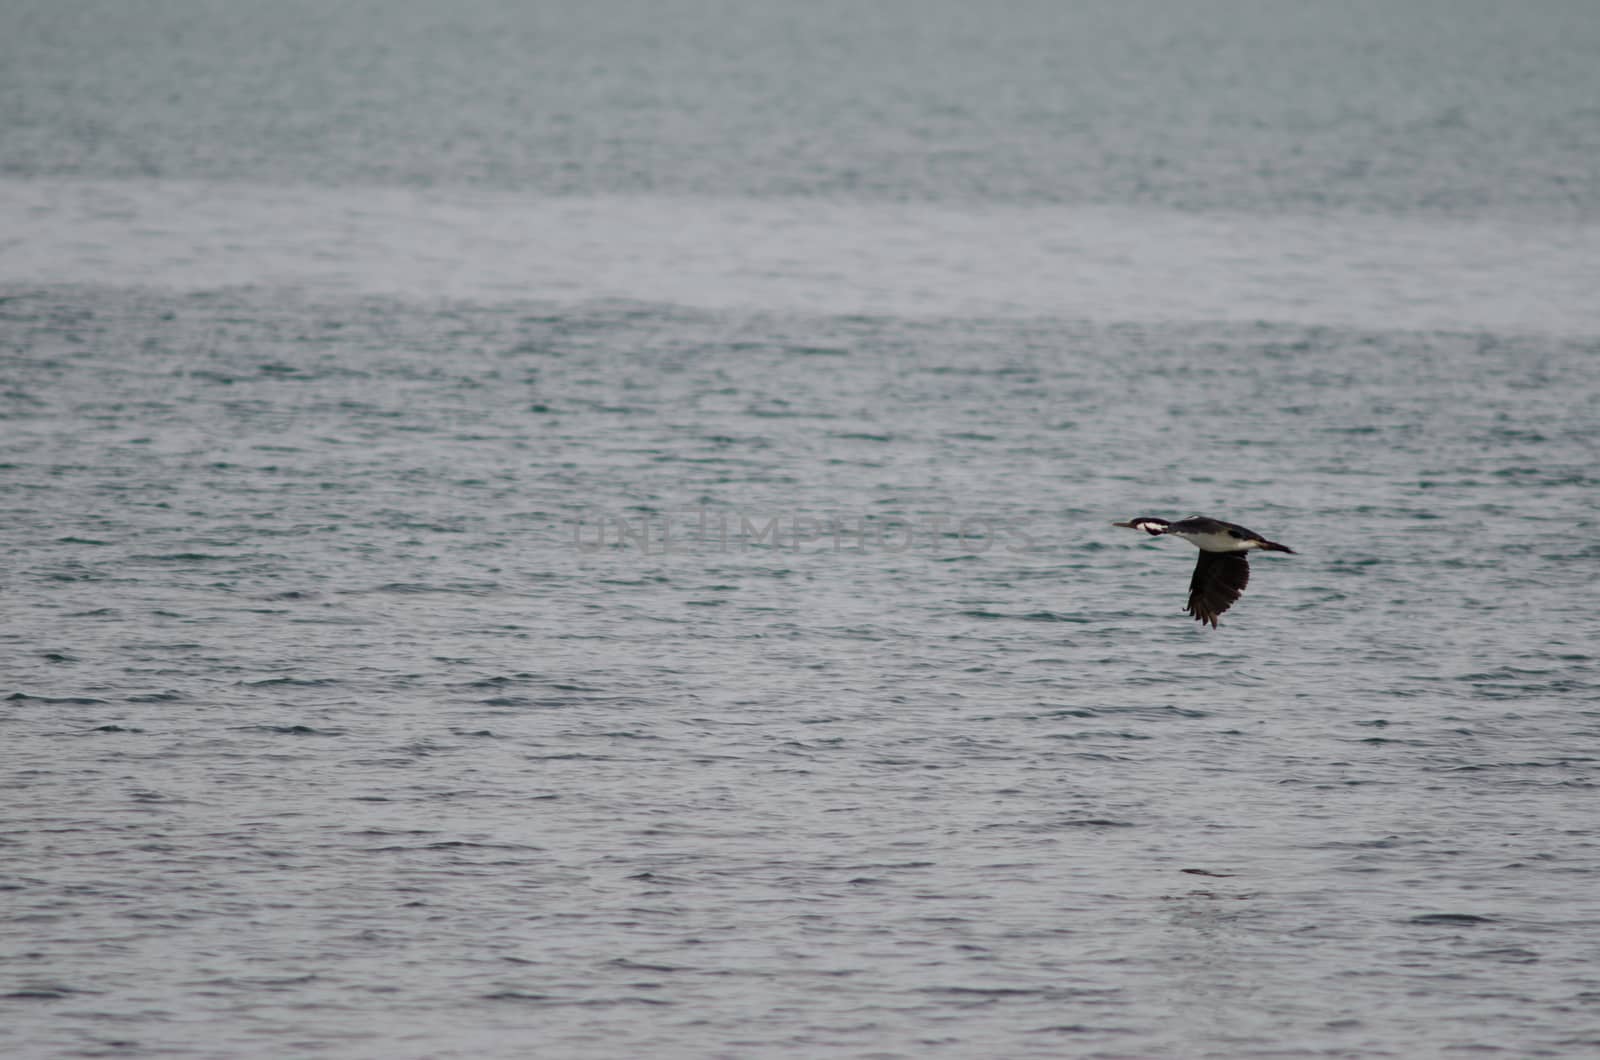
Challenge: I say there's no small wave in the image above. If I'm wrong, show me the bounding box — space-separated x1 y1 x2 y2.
1409 913 1494 926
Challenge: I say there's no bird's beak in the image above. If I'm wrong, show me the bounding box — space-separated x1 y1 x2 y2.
1111 521 1135 528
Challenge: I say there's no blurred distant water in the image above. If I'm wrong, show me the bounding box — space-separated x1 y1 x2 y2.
3 2 1600 1059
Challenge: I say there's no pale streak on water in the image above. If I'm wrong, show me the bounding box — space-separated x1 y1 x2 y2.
4 2 1600 1059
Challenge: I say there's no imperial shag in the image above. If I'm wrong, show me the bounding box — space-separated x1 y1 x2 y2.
1112 515 1295 627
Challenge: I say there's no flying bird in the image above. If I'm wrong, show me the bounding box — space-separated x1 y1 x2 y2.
1112 515 1295 627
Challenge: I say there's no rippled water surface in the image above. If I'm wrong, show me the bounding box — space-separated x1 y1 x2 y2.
3 2 1600 1058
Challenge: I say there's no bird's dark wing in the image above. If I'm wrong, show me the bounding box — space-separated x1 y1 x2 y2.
1186 550 1250 628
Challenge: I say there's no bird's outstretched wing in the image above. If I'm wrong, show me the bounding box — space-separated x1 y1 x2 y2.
1186 550 1250 627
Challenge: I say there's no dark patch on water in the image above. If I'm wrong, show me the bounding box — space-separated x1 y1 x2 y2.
1409 913 1495 926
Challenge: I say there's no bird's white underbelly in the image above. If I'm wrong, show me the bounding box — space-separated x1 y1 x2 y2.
1172 530 1256 552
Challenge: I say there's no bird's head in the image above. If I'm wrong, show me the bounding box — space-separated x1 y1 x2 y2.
1112 517 1171 536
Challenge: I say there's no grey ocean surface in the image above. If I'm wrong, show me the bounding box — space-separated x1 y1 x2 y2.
4 2 1600 1058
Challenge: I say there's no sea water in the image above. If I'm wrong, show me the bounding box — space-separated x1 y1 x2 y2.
3 2 1599 1057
